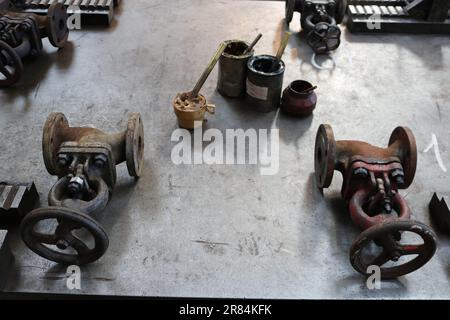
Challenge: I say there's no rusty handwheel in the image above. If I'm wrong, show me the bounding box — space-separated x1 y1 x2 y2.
126 113 145 178
0 40 23 88
307 22 341 54
46 3 69 48
350 220 437 279
388 126 417 189
42 112 69 176
20 207 109 265
314 124 336 189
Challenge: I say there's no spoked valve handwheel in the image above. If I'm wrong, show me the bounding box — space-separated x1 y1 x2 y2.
307 22 341 54
350 220 437 279
20 207 109 265
0 40 23 87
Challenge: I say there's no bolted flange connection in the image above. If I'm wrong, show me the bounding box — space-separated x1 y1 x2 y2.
314 124 437 279
20 112 145 265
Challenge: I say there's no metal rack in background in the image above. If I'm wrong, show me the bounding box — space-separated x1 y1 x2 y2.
346 0 450 34
10 0 121 26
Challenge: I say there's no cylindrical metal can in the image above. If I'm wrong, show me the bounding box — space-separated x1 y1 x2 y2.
245 55 285 113
217 40 254 98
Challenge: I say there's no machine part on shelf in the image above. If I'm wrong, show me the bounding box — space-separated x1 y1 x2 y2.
217 39 255 98
0 2 69 87
20 112 145 265
314 124 437 279
0 182 39 224
173 91 215 129
0 229 14 292
174 42 225 129
285 0 346 53
11 0 121 26
429 193 450 233
281 80 317 116
347 0 450 34
246 54 285 113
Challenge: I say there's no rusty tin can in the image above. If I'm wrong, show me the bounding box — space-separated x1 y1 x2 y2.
217 40 254 98
245 55 285 113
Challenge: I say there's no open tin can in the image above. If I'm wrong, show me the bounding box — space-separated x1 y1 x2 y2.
246 54 285 113
217 40 254 98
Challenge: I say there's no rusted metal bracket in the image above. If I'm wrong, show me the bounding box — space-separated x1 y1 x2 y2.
0 181 39 224
0 3 69 87
0 230 14 292
314 124 437 279
285 0 346 53
429 193 450 234
20 112 145 265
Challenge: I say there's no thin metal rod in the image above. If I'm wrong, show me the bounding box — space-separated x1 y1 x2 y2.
190 42 227 98
243 33 262 55
276 31 291 60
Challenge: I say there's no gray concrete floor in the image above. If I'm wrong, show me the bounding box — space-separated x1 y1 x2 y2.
1 0 450 298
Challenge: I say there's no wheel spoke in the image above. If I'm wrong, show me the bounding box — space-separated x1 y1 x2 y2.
369 251 390 266
0 66 12 78
398 244 424 255
32 232 58 245
65 234 90 255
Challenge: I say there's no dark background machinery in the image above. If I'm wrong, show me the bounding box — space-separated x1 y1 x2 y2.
285 0 347 53
0 2 69 87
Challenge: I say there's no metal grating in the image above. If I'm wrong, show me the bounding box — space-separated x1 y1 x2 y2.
11 0 121 26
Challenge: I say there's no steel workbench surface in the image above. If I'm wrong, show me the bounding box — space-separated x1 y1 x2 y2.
0 0 449 298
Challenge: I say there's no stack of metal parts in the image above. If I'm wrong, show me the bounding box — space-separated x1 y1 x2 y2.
11 0 121 26
0 182 39 292
347 0 450 33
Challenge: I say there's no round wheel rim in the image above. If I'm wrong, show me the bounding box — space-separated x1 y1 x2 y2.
314 124 336 188
46 3 69 48
350 220 437 279
42 112 69 176
20 207 109 265
126 113 145 177
0 40 23 87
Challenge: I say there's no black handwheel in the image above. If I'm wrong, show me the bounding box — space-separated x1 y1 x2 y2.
21 207 109 265
314 124 336 189
46 3 69 48
307 22 341 54
285 0 296 25
0 40 23 87
350 220 437 279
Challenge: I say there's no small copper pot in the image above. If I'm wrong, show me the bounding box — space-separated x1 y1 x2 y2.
173 92 215 129
281 80 317 116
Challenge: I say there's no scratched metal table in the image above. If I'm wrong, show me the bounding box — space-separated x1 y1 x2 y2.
1 0 450 298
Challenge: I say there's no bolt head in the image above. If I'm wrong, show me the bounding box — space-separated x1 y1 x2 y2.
93 154 108 168
57 154 71 167
68 176 84 194
56 239 68 250
353 167 369 179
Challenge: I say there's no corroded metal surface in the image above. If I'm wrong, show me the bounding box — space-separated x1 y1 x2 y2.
315 124 437 279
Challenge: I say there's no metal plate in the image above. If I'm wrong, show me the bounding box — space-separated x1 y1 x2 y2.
46 3 69 48
42 112 69 176
388 126 417 189
314 124 336 188
126 113 145 178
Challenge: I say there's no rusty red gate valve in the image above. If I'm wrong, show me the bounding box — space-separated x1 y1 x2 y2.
314 124 437 279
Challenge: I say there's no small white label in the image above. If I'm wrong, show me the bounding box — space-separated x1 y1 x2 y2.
246 79 268 101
